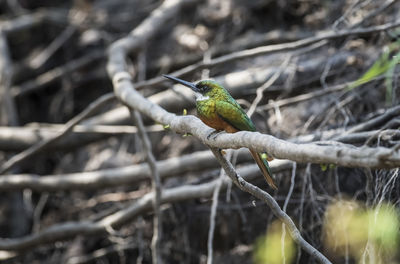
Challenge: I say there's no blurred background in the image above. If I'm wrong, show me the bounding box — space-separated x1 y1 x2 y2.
0 0 399 263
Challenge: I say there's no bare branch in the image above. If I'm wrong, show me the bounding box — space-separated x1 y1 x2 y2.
0 28 18 126
209 148 331 264
0 94 115 174
29 25 77 69
0 162 293 251
207 154 230 264
110 75 400 168
0 150 260 191
12 50 105 97
105 4 400 263
94 50 353 127
130 110 163 264
0 124 163 151
106 0 193 259
107 0 189 77
132 19 400 89
1 9 68 33
344 105 400 134
102 1 400 263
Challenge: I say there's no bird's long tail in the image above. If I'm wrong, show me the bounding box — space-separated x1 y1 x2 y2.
250 150 277 189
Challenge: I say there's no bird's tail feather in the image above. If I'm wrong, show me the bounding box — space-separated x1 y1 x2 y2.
250 150 277 189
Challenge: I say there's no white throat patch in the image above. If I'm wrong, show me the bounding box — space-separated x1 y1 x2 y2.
195 93 210 101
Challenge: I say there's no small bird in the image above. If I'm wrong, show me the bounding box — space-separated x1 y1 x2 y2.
163 74 277 189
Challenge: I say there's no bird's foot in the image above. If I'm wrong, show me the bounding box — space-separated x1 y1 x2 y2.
207 130 224 141
261 152 274 161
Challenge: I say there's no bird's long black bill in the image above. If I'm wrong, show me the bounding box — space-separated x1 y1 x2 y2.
163 74 199 92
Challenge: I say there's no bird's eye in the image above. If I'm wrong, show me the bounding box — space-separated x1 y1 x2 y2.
198 84 208 92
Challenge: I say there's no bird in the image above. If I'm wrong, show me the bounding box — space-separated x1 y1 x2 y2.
163 74 277 189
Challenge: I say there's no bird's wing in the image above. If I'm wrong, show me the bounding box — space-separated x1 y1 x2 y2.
215 100 256 131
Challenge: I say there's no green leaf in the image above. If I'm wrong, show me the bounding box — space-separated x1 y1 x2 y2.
253 220 296 264
348 41 400 90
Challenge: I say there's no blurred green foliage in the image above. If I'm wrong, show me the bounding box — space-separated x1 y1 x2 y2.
323 199 399 263
253 220 296 264
320 164 336 171
348 41 400 105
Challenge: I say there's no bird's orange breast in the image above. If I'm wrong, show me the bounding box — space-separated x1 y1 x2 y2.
199 114 238 133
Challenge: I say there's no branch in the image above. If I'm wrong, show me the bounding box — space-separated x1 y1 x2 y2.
94 50 354 127
130 110 163 264
107 0 189 77
209 148 331 263
0 162 292 251
0 28 18 126
110 75 400 168
1 9 68 33
207 153 230 264
132 19 400 89
149 29 313 73
0 124 162 151
0 94 115 174
104 1 400 263
11 50 105 97
106 4 399 263
344 105 400 134
292 105 400 143
106 0 193 259
0 149 263 191
1 74 394 152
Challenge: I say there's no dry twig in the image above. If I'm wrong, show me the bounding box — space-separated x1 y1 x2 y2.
130 110 163 264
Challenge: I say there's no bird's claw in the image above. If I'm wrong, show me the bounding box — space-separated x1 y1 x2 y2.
207 130 223 141
261 152 274 161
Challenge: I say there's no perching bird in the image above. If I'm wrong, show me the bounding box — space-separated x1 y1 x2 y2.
163 74 277 189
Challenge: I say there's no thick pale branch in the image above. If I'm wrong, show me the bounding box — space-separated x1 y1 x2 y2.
112 77 400 169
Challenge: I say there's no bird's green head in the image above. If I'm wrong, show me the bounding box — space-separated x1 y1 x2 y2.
163 75 225 99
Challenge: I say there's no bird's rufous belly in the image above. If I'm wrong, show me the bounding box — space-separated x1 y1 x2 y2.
199 115 238 133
